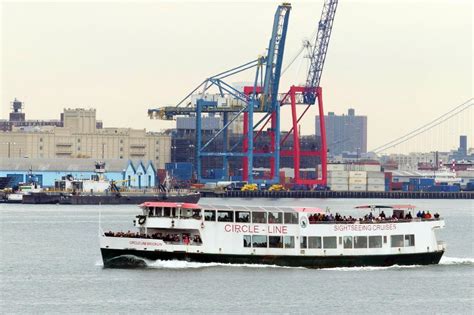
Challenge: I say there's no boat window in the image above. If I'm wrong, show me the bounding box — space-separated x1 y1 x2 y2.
217 210 233 222
354 236 368 248
284 236 295 248
180 208 193 218
156 207 164 217
163 207 171 217
308 236 322 249
252 235 267 248
252 212 267 224
391 235 404 247
269 236 283 248
268 211 283 224
284 212 298 224
323 236 337 249
192 209 202 220
236 211 250 223
404 234 415 247
383 236 387 244
343 236 353 249
369 236 383 248
204 210 216 221
300 236 307 249
171 208 177 218
243 235 251 248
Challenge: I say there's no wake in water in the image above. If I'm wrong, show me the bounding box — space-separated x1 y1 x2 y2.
439 256 474 265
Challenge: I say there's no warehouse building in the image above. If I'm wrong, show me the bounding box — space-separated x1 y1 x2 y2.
0 158 157 188
0 104 171 169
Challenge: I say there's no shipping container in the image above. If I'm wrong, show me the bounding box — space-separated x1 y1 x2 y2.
367 171 384 178
327 164 345 171
349 184 366 191
330 184 349 191
328 171 349 178
349 177 367 184
367 178 385 185
349 171 367 178
328 177 349 185
367 184 385 192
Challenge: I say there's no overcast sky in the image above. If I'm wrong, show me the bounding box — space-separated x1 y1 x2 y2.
1 0 472 153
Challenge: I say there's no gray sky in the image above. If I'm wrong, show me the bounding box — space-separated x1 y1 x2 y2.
1 0 472 153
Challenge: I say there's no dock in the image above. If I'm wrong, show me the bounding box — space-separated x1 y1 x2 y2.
202 190 474 199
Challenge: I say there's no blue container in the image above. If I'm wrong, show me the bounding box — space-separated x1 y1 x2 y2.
420 178 435 186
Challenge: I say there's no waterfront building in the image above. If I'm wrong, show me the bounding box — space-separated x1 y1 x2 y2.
0 107 171 169
316 108 367 156
0 158 157 188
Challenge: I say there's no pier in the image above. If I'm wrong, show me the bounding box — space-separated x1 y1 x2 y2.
205 190 474 199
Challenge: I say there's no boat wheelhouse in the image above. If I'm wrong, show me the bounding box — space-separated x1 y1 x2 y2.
100 202 445 268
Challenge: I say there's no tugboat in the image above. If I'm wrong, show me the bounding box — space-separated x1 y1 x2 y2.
100 203 445 268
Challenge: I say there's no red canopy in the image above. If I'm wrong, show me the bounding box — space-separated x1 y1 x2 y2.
139 202 200 209
294 207 325 213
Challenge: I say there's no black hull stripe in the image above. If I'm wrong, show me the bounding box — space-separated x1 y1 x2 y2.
101 248 444 269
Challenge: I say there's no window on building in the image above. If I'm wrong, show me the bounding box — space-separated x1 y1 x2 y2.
217 210 233 222
77 139 81 143
308 236 322 249
243 235 251 248
343 236 353 249
323 236 337 249
284 212 298 224
252 211 267 224
252 235 267 248
391 235 404 247
236 211 250 223
354 236 368 248
120 156 123 159
204 210 216 221
39 146 43 150
404 234 415 247
269 236 283 248
300 236 307 249
120 139 123 144
284 236 295 249
77 147 81 151
369 236 383 248
268 211 282 224
39 138 43 142
120 147 123 151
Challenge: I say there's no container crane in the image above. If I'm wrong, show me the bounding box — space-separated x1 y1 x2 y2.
148 1 338 186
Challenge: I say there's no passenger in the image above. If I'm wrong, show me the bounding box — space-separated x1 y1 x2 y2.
421 211 426 219
416 211 422 218
380 211 386 219
405 211 412 220
434 213 440 219
426 211 432 219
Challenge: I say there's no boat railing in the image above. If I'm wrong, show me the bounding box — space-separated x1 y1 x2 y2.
309 218 442 225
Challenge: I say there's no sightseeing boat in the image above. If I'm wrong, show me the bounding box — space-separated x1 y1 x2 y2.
99 202 446 268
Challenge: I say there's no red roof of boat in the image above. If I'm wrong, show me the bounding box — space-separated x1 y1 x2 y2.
355 204 416 209
139 202 200 209
294 207 325 213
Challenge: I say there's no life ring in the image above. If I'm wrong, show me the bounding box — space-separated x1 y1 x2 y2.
138 216 146 225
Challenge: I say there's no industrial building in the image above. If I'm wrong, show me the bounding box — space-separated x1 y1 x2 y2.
316 108 367 156
0 104 171 169
0 158 157 188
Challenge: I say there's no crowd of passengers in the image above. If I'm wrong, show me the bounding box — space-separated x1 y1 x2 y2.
104 230 202 244
308 210 439 223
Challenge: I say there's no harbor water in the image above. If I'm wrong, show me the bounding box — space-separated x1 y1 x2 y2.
1 198 473 313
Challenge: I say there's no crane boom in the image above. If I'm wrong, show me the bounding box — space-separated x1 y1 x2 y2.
304 0 338 104
262 3 291 112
